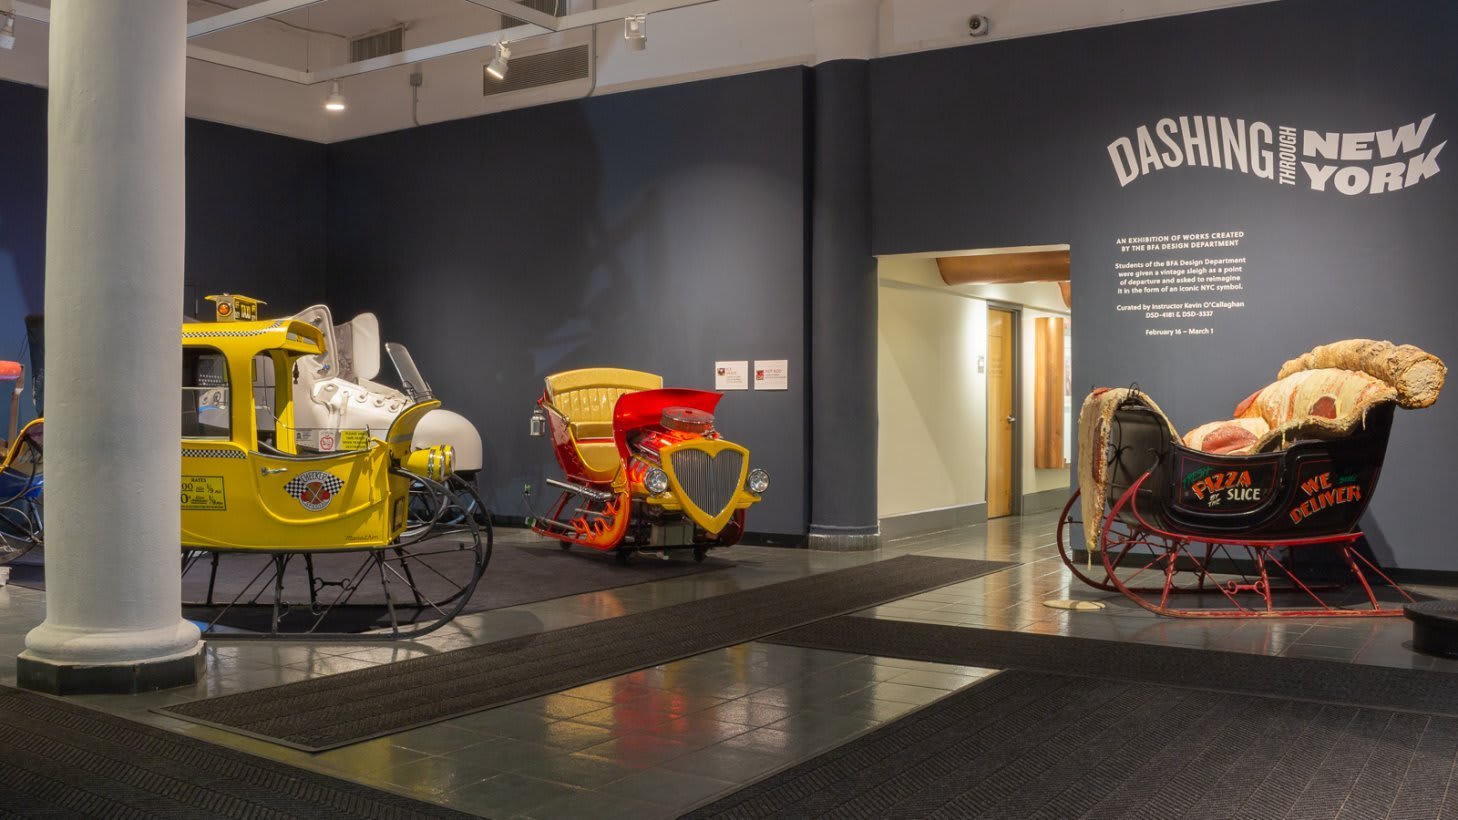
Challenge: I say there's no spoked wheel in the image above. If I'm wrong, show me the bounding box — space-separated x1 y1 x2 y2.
183 471 492 641
0 495 42 566
371 470 492 636
369 533 488 636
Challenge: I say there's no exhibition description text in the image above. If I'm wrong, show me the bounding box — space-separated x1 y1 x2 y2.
1113 230 1247 338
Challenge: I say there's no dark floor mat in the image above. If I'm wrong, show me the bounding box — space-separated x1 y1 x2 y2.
0 685 471 819
159 555 1012 751
767 616 1458 715
684 667 1458 818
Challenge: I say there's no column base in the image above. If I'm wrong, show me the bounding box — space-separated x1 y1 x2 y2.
17 650 201 696
807 527 882 552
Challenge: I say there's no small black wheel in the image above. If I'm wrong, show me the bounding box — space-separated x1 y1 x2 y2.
615 549 631 566
559 542 572 551
693 547 707 563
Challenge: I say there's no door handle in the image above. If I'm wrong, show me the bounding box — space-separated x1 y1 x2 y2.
1006 415 1017 424
260 467 287 476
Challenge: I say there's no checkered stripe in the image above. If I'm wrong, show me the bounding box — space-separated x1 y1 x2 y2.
182 320 287 339
181 447 245 459
284 472 343 498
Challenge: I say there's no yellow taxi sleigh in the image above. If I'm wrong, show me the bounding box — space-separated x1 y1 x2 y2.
179 299 488 640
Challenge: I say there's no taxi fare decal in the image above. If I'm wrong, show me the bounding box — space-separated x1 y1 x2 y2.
285 470 344 512
1289 471 1361 525
181 476 226 511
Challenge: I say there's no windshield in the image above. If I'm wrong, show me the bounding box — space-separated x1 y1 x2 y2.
385 342 434 402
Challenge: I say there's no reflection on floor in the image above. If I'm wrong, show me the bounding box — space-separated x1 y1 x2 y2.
1 514 1454 819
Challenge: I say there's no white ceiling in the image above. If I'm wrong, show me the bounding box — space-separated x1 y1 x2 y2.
0 0 1275 144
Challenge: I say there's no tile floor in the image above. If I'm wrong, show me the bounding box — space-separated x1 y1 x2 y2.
2 511 1455 818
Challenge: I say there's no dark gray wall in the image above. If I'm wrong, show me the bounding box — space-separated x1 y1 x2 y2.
870 0 1458 569
0 81 46 422
325 68 809 534
184 119 329 314
0 81 327 423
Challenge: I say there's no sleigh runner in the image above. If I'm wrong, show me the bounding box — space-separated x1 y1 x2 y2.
1058 339 1445 618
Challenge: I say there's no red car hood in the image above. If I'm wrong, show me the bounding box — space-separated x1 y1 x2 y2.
613 388 723 460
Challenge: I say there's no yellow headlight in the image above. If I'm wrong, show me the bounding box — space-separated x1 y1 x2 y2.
405 445 455 481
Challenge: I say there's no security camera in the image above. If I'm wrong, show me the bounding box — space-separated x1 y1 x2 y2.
968 14 989 37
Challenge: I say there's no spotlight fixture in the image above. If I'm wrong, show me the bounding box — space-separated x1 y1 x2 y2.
0 13 15 51
624 14 646 51
324 80 347 112
485 41 511 82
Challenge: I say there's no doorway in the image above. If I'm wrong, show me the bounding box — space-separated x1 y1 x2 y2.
874 247 1072 538
986 306 1018 518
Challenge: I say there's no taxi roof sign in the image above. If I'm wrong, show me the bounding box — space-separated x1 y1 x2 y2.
205 293 266 322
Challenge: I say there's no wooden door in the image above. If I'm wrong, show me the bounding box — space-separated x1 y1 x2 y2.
987 308 1016 518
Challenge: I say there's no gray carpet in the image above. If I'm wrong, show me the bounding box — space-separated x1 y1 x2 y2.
684 667 1458 819
160 555 1013 751
767 616 1458 716
0 685 471 819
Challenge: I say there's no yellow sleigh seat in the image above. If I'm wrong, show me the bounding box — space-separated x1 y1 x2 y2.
545 368 662 481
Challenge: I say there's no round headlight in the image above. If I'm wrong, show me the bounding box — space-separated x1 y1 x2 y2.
747 468 769 494
644 467 670 495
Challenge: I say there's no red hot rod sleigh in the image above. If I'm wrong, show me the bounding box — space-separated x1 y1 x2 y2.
529 368 768 564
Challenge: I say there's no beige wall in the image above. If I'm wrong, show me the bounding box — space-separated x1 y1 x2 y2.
877 274 987 517
877 256 1071 520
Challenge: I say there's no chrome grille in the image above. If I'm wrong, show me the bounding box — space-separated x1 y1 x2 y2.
670 448 743 520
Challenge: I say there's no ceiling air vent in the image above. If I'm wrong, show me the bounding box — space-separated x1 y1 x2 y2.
350 26 404 62
482 43 590 96
502 0 560 29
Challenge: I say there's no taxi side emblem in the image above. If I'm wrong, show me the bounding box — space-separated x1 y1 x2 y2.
285 470 343 511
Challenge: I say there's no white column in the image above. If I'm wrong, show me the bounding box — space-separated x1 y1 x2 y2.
19 0 201 692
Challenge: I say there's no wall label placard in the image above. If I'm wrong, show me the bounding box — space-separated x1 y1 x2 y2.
1112 229 1250 338
1107 113 1444 194
715 361 748 390
754 360 789 390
